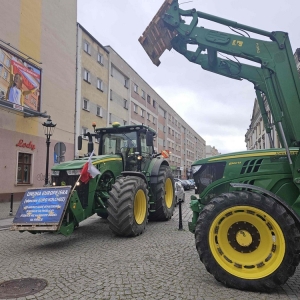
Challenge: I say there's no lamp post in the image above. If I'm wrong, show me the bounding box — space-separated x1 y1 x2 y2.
42 117 56 186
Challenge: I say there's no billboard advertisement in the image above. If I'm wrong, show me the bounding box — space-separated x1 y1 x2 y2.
0 44 42 112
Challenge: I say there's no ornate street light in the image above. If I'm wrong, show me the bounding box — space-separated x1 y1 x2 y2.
42 117 56 186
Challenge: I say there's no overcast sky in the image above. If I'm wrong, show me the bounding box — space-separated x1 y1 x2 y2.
77 0 300 154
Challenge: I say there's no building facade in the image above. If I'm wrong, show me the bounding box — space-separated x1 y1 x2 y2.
206 145 220 158
245 49 300 150
0 0 77 201
76 26 206 179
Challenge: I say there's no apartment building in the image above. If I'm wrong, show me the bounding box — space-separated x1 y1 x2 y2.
245 49 300 150
75 24 110 157
76 25 206 179
0 0 77 201
206 145 221 158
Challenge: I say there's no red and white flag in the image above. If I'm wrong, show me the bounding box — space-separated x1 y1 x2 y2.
80 151 101 184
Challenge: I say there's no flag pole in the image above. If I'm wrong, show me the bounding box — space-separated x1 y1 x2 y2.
71 174 82 195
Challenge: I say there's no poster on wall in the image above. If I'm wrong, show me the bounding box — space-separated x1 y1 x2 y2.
0 44 42 112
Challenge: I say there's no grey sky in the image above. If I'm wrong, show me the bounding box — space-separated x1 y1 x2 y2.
77 0 299 154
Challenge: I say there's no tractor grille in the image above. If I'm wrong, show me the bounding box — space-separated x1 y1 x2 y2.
52 171 89 208
240 159 263 174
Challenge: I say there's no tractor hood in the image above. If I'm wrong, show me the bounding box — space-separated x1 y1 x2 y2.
192 147 299 166
51 154 121 171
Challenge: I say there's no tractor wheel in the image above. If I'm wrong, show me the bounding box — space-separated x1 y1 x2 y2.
195 191 300 292
107 176 149 237
149 165 175 221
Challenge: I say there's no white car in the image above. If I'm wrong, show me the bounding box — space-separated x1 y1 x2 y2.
175 181 185 206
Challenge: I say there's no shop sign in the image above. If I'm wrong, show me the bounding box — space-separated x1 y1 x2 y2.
16 139 35 150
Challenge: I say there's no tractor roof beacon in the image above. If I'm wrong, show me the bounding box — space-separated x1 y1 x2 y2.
140 0 300 292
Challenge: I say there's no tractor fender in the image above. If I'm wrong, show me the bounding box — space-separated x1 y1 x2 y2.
121 171 147 183
230 182 300 226
149 158 169 184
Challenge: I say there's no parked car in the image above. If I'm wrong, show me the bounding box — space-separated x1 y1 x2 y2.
187 179 195 189
174 181 185 206
174 178 190 191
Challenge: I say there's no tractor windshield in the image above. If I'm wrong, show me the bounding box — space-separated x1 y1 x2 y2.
102 131 137 155
193 162 226 194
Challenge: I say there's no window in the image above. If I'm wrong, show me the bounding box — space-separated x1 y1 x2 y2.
153 100 156 108
110 89 113 100
82 127 88 139
124 99 128 109
147 113 150 120
164 111 167 119
109 113 112 124
0 51 4 62
84 41 90 54
97 106 103 117
147 94 151 104
4 58 10 68
17 153 32 184
3 70 8 80
142 90 146 99
133 103 137 113
163 140 166 147
84 69 90 83
97 78 103 91
163 126 166 133
83 98 89 111
97 53 103 64
124 78 129 88
134 83 138 93
153 117 156 125
140 109 144 118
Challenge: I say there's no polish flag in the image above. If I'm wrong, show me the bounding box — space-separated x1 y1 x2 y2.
80 151 101 184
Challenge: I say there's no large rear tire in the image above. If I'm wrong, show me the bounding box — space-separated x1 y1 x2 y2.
107 176 148 237
195 191 300 292
149 165 175 221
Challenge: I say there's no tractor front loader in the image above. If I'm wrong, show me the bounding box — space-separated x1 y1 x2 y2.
140 0 300 292
11 123 175 237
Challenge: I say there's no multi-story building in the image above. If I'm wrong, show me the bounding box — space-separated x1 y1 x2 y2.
75 24 110 157
0 0 77 202
206 145 220 158
76 25 206 179
245 49 300 150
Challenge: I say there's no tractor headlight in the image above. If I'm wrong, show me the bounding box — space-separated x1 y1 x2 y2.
67 169 82 176
192 165 202 174
51 170 60 176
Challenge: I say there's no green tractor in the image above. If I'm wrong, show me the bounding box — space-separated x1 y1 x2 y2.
12 122 175 237
140 0 300 292
50 122 175 237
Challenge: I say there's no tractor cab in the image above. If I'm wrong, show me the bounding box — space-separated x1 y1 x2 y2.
78 122 157 173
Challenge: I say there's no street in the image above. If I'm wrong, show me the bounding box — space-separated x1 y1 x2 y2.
0 190 300 299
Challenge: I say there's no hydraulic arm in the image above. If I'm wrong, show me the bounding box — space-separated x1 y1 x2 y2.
139 0 300 176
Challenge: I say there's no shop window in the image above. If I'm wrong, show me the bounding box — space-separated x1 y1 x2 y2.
17 153 32 184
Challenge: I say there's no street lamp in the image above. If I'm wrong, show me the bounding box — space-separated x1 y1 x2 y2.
42 117 56 186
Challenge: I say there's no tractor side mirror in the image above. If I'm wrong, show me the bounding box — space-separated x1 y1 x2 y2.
78 136 82 150
146 131 153 146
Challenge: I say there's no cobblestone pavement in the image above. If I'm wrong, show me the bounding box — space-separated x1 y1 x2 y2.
0 191 300 299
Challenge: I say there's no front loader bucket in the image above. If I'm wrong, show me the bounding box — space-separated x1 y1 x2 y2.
138 0 177 66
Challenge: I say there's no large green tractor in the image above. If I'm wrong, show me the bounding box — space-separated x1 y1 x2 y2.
12 122 175 237
50 122 175 237
140 0 300 292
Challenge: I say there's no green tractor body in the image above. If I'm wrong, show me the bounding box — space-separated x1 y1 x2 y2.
189 148 300 233
12 123 175 237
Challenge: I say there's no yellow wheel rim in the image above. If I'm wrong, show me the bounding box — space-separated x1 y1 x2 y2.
134 189 147 225
165 178 173 208
209 205 285 279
